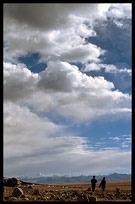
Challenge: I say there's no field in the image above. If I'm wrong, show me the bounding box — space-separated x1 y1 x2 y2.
3 180 132 202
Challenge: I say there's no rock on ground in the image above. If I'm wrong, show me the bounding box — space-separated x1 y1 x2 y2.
33 189 40 196
12 187 24 197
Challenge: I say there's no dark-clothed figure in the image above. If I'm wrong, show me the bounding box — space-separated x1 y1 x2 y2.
99 177 106 192
91 176 97 192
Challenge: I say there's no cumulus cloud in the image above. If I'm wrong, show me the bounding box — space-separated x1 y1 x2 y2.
4 62 38 101
58 43 105 63
3 4 104 31
38 61 114 92
4 3 131 63
4 60 131 123
5 3 130 32
3 4 131 177
4 20 104 64
13 60 130 123
3 3 110 63
106 3 131 20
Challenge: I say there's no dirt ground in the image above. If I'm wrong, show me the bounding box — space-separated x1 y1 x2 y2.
3 180 132 202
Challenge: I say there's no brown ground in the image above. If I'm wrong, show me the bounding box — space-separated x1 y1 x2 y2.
3 180 132 202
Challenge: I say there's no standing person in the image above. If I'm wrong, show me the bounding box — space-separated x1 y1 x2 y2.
91 176 97 193
99 177 106 192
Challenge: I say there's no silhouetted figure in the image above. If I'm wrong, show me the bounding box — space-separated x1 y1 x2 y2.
91 176 97 192
99 177 106 192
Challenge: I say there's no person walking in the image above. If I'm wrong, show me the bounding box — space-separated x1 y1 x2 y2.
99 177 106 192
91 176 97 193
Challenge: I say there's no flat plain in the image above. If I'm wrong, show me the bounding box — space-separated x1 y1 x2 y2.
3 180 132 202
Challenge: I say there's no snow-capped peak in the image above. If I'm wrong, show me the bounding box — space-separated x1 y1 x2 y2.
35 172 46 178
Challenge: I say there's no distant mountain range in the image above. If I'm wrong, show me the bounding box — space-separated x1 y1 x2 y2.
18 173 131 184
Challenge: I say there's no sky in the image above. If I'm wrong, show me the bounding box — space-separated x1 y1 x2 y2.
3 3 132 177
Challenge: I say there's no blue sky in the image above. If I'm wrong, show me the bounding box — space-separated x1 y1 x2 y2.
4 3 131 177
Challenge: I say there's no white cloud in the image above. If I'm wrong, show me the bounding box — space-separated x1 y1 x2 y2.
97 4 111 18
121 135 131 148
105 3 131 28
58 43 105 63
82 63 132 75
125 137 131 142
30 61 131 123
4 21 104 64
3 3 108 64
107 3 131 19
113 20 124 28
109 137 120 141
4 102 131 176
3 3 131 177
4 102 62 158
4 3 131 63
4 60 131 123
121 143 129 148
76 23 97 38
82 63 101 72
4 4 109 31
104 65 132 75
4 62 38 101
38 61 114 92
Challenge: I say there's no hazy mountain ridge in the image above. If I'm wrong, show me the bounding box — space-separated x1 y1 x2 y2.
18 173 131 184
